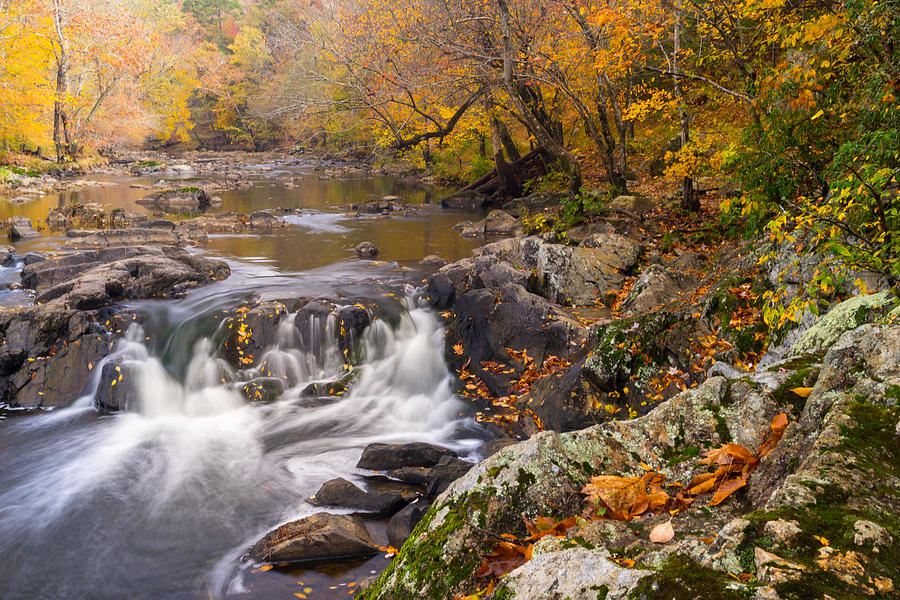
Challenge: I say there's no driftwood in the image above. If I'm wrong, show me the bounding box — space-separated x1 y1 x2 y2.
442 147 550 209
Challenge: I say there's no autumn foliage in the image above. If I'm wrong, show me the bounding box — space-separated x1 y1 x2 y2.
470 413 788 585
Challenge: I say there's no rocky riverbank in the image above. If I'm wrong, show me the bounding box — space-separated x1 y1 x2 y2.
2 160 897 599
350 199 900 599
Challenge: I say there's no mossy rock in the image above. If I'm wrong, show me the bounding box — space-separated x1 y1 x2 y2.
791 291 897 357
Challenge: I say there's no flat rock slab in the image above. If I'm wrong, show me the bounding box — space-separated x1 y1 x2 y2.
21 245 230 309
248 512 377 564
356 442 458 471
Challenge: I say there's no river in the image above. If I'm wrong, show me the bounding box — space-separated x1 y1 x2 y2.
0 158 488 599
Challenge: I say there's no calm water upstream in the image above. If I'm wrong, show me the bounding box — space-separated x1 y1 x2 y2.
0 159 487 599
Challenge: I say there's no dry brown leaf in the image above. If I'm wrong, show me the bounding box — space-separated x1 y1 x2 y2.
708 477 747 506
476 541 528 578
649 520 675 544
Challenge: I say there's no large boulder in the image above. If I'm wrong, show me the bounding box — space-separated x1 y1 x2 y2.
0 304 110 408
363 319 900 600
7 216 40 240
450 283 586 396
248 512 377 565
21 246 230 309
621 263 697 314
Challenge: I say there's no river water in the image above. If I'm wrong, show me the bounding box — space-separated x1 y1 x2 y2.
0 159 487 599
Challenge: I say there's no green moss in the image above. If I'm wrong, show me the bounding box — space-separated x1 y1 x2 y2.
662 445 701 466
135 160 163 168
704 404 732 442
770 366 820 415
627 555 752 600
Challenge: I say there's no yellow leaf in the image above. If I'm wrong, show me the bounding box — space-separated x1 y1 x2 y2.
811 109 824 120
791 387 813 398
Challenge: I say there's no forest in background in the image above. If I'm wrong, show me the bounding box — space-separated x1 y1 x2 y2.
0 0 897 321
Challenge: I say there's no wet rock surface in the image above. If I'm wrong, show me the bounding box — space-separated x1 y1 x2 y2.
248 512 378 565
20 246 230 309
309 478 408 514
356 442 458 471
0 304 111 408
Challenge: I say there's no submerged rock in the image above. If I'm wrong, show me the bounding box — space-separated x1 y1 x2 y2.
248 512 377 564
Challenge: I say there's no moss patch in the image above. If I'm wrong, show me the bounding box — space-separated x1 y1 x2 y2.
627 555 752 600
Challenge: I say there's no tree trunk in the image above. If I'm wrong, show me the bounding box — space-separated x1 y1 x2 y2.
496 0 581 195
52 0 74 163
673 1 698 212
492 117 520 161
490 117 522 197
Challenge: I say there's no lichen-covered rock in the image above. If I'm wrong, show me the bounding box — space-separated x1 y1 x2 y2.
789 291 896 357
363 322 900 600
622 263 696 314
496 547 645 599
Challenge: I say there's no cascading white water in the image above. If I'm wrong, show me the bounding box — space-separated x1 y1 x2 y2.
0 294 479 600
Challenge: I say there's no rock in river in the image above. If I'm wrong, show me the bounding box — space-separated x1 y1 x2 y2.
356 442 458 471
248 512 377 564
21 245 230 309
6 216 40 240
355 241 380 258
309 478 408 514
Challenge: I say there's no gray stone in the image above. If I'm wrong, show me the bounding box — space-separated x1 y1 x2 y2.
7 216 40 240
623 263 696 313
249 211 281 230
0 244 14 266
310 478 407 514
357 442 457 471
853 519 893 547
387 501 427 549
609 195 654 214
763 519 802 546
248 512 377 564
483 210 521 236
500 547 644 600
21 246 230 310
